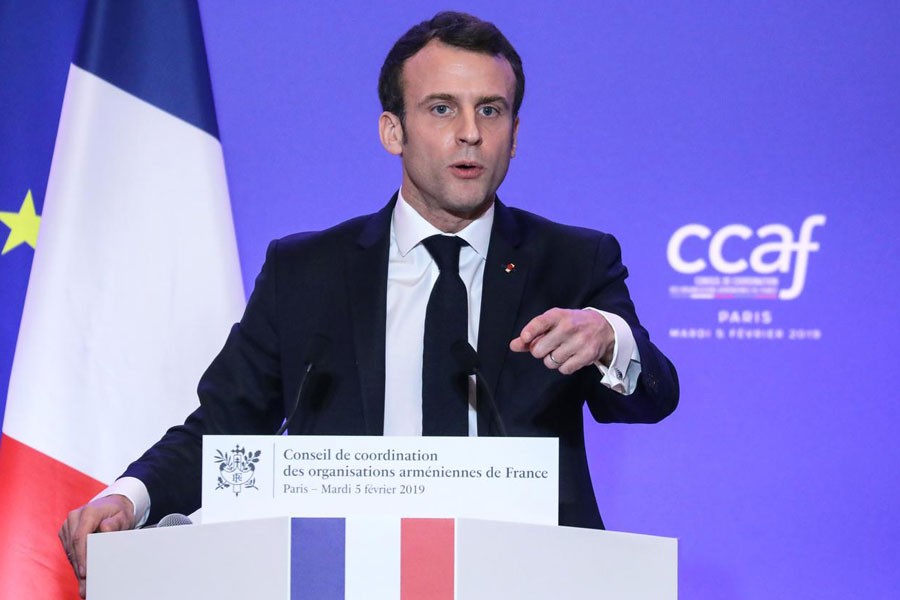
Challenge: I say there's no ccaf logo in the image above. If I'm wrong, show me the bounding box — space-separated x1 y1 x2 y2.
667 215 826 300
214 445 261 496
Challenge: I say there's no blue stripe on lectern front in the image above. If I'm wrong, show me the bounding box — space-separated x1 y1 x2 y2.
291 518 346 599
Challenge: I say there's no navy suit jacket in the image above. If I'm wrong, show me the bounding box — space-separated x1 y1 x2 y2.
124 197 679 528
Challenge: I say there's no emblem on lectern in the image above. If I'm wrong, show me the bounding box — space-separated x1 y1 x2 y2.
214 445 261 496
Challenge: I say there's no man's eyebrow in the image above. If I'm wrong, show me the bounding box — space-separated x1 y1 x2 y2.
418 93 511 107
419 93 457 106
477 95 510 108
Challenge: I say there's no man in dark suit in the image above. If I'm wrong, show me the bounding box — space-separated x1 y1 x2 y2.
60 11 677 596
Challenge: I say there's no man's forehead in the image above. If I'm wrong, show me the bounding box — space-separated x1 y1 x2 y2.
401 40 516 100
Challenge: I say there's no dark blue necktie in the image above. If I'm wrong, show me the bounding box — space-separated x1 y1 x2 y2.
421 235 469 436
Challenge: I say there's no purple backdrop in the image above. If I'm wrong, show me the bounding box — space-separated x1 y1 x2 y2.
0 2 887 597
195 3 900 597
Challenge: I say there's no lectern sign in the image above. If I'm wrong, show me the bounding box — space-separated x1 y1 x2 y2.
202 435 558 525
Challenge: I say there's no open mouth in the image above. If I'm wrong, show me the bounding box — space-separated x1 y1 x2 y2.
451 162 484 178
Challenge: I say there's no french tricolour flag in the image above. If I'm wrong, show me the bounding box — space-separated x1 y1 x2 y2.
0 1 244 597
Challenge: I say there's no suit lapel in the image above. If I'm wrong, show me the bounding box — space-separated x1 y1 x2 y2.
476 200 529 435
347 197 395 435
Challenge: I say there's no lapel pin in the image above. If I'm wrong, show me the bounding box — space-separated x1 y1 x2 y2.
503 262 516 273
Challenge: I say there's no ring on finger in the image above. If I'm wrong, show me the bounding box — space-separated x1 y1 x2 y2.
548 351 562 366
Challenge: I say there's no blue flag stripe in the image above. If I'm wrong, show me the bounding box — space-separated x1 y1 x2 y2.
291 518 346 599
73 0 219 139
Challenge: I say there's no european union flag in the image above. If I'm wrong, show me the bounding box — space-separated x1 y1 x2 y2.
0 1 87 431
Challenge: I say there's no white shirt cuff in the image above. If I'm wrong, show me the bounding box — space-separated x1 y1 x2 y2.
93 477 151 528
584 308 642 395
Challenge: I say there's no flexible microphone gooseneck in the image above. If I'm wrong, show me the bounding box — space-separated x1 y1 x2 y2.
451 340 508 437
275 333 331 436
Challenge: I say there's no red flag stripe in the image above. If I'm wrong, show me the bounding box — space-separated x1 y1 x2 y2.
0 434 105 599
401 518 455 600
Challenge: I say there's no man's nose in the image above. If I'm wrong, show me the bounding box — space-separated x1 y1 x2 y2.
456 109 482 146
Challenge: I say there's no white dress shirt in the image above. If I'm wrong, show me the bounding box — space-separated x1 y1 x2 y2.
383 190 493 436
103 192 642 526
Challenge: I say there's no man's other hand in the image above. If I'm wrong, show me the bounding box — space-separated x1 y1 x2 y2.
59 494 135 598
510 308 614 375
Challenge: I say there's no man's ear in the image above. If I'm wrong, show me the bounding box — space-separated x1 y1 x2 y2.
510 115 520 158
379 111 404 156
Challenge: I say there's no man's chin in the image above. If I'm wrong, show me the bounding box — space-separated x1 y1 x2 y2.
440 185 496 216
444 196 495 220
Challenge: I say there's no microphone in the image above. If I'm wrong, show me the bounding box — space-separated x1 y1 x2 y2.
451 340 508 437
157 513 193 528
275 333 331 436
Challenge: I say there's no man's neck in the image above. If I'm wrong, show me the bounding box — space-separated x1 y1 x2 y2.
398 188 494 234
394 189 495 258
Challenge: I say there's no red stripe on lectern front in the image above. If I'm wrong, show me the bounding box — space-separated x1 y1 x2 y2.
0 434 105 600
401 518 454 600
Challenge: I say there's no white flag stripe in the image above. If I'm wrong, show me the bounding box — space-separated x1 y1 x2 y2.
5 64 244 482
345 518 402 599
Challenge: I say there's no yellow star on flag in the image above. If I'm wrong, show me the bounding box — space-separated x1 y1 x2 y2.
0 190 41 254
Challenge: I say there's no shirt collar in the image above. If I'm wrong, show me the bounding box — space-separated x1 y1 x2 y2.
393 189 494 260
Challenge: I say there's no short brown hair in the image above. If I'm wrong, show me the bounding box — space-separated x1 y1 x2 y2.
378 11 525 122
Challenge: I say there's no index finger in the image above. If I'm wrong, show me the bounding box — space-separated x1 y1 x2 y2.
515 309 561 347
70 508 103 578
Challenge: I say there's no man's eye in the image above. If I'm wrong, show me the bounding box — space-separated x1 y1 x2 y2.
480 106 499 117
432 105 451 115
